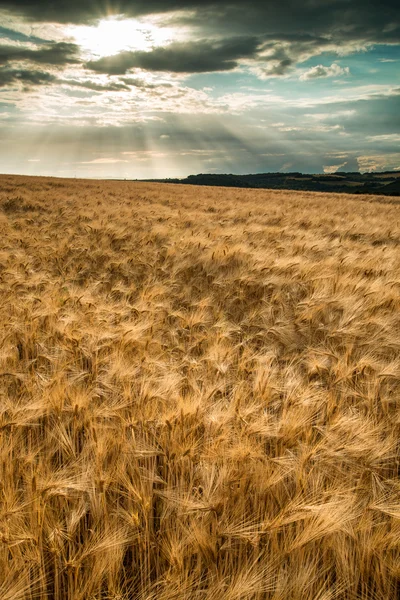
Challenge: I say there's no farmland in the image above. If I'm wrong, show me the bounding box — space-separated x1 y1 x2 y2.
0 175 399 599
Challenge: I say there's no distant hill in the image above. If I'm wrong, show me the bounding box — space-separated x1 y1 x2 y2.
144 171 400 196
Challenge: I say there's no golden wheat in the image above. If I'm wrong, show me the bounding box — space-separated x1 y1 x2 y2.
0 174 399 599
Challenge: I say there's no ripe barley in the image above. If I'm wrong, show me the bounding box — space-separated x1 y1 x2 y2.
0 174 399 599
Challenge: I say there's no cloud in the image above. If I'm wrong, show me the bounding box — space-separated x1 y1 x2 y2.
0 25 46 44
1 2 399 79
0 1 399 178
251 37 329 78
0 42 81 66
78 157 129 164
357 153 400 172
300 63 350 80
0 67 56 87
257 58 293 78
323 162 347 173
367 133 400 143
120 77 173 89
0 41 81 89
86 37 261 74
0 1 398 36
0 0 98 23
60 78 131 92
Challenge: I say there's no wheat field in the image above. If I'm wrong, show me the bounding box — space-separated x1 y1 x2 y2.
0 174 399 599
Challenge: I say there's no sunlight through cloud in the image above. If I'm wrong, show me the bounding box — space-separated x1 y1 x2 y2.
66 15 175 58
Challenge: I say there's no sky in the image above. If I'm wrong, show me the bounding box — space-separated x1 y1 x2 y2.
0 1 399 179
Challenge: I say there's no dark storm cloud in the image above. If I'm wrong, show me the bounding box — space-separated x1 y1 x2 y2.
0 1 258 23
85 32 353 78
1 1 398 83
86 37 261 74
0 0 398 42
0 42 80 66
0 70 133 92
170 1 400 44
1 2 399 81
0 67 56 87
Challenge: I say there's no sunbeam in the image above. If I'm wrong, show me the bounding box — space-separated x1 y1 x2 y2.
67 15 175 58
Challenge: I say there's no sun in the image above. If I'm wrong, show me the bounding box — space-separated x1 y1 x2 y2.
67 16 169 58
